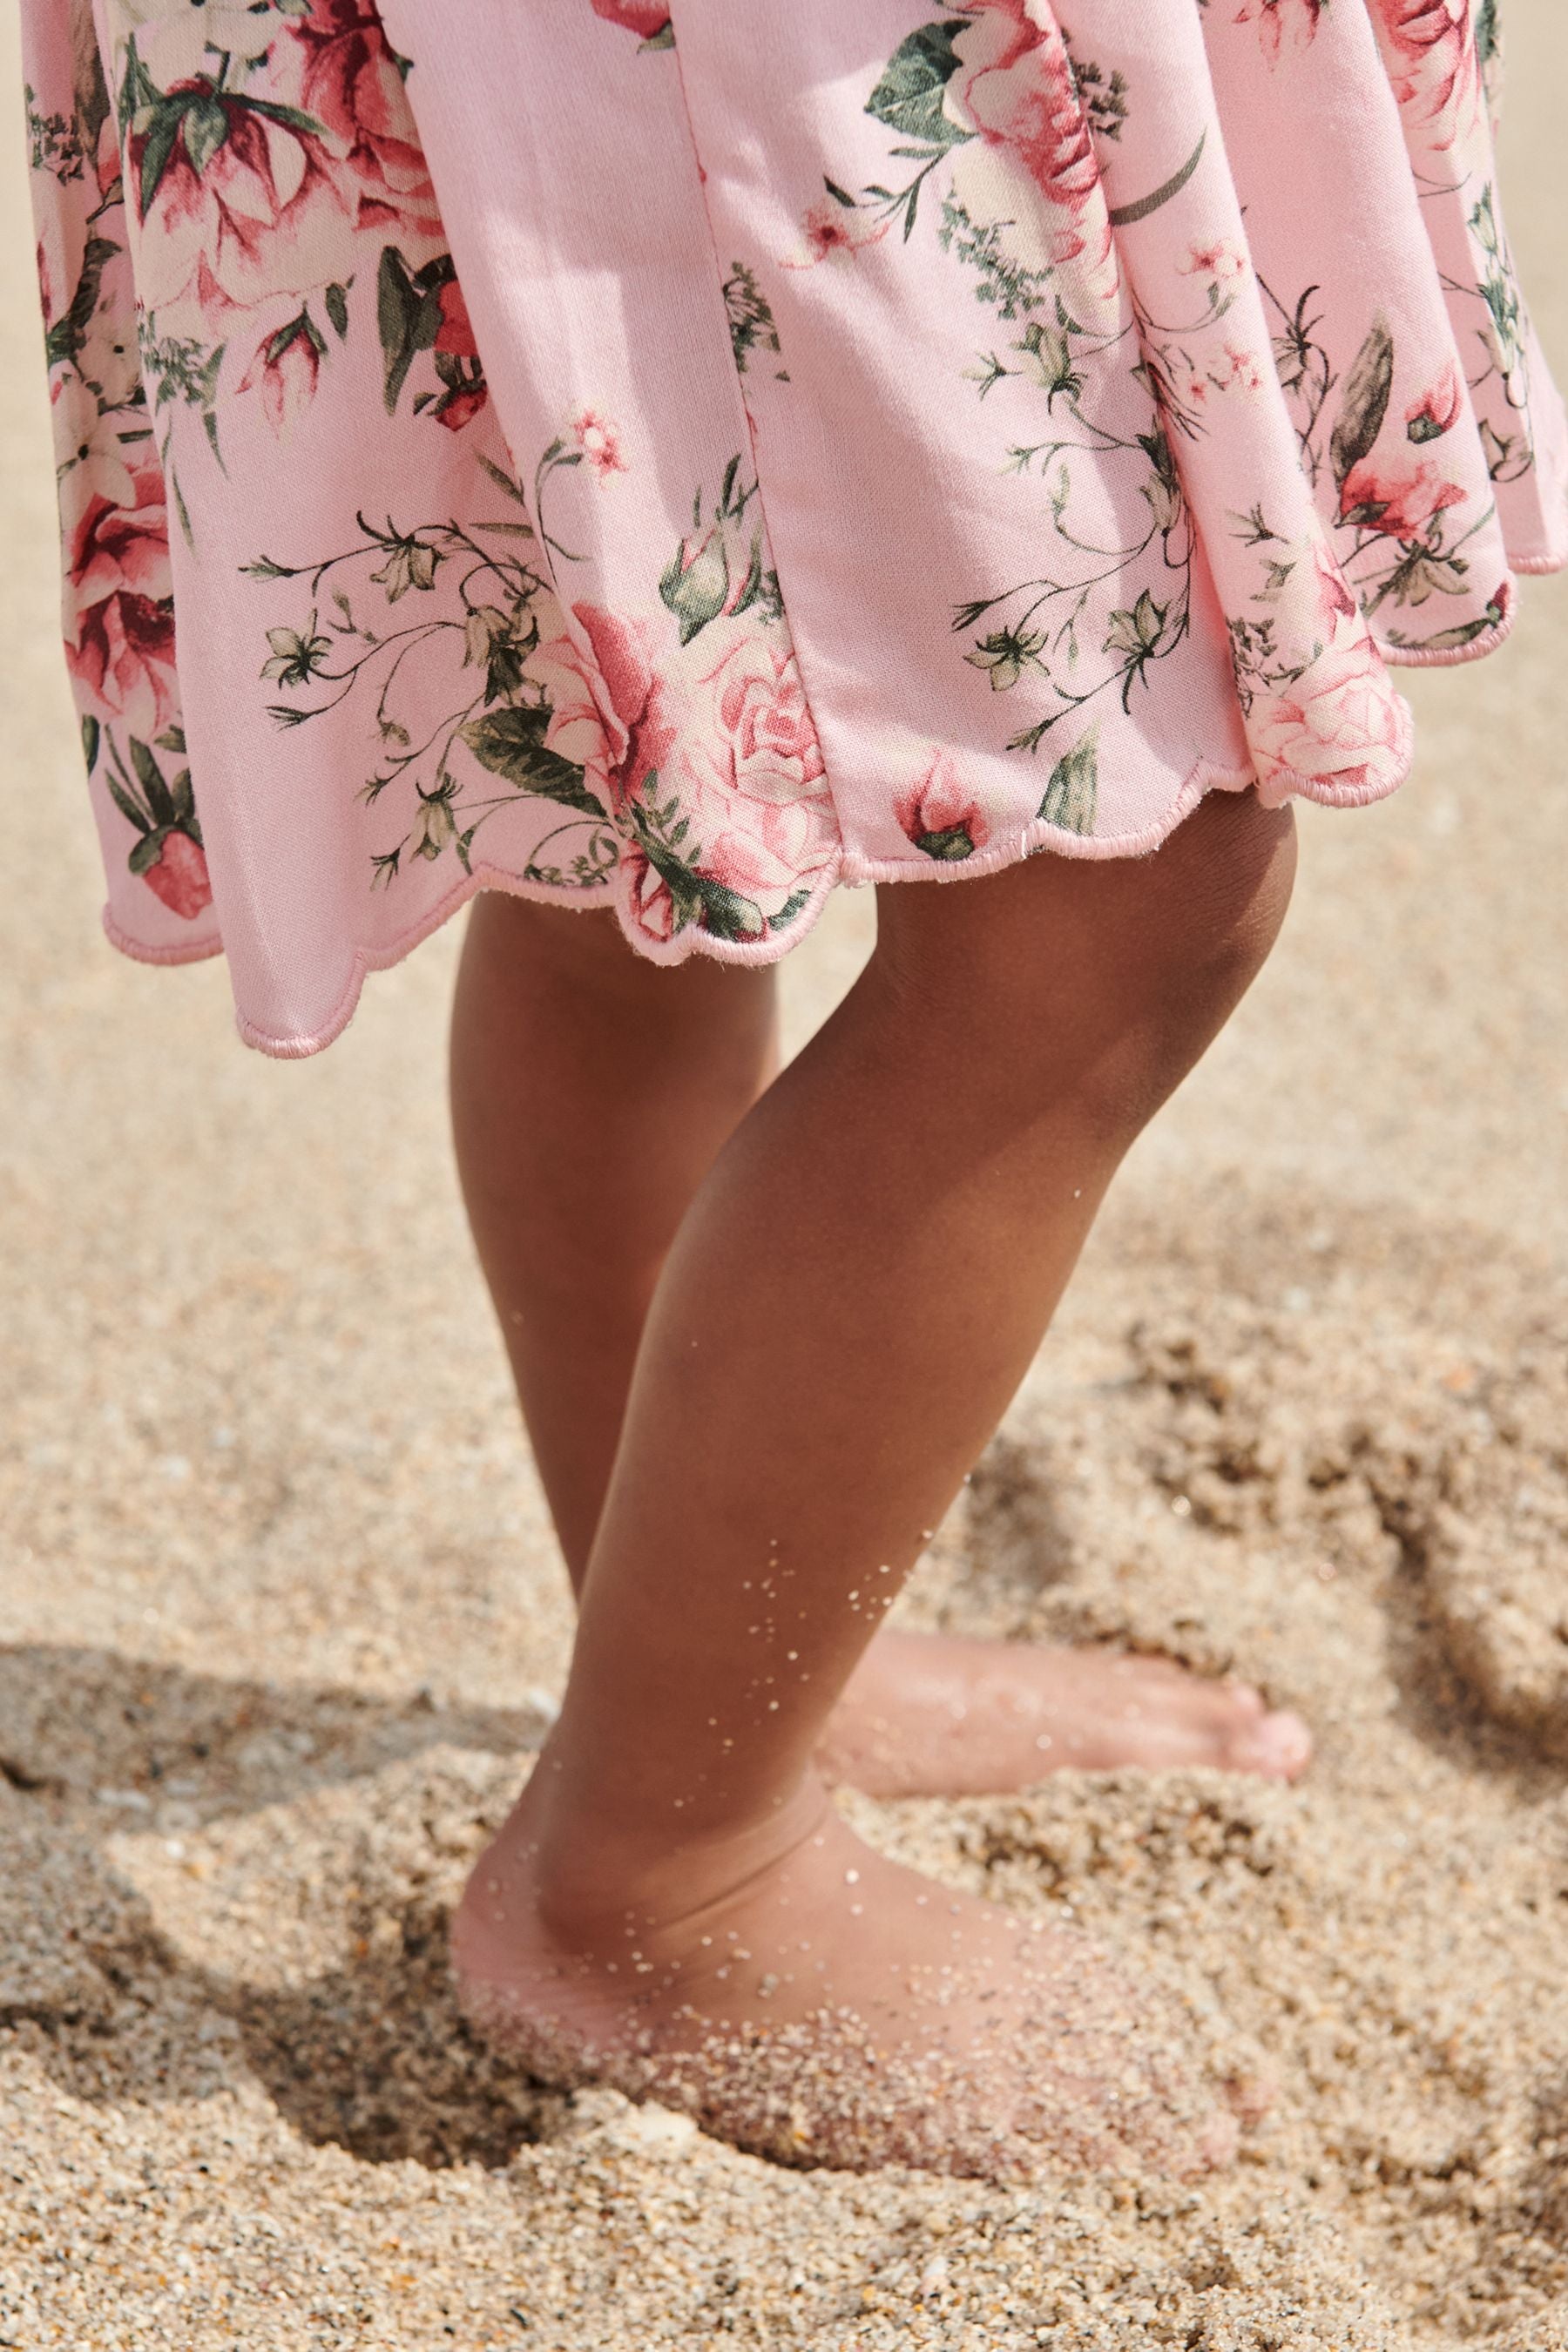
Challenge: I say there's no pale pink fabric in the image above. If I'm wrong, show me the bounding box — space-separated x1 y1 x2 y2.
21 0 1567 1054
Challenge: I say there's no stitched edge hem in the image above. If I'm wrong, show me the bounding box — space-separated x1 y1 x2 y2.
102 909 226 968
98 711 1415 1059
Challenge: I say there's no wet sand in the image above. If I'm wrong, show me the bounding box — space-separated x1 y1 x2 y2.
3 1 1567 2342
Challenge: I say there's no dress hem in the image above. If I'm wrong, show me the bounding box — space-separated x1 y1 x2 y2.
98 505 1568 1058
98 717 1416 1060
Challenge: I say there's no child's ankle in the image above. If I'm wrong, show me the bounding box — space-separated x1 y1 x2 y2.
499 1759 831 1943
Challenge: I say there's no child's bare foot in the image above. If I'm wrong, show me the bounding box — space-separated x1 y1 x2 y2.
814 1630 1311 1798
453 1771 1242 2182
821 1630 1315 1797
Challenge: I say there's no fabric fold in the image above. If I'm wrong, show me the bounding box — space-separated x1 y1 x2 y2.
1367 0 1568 575
18 0 1567 1057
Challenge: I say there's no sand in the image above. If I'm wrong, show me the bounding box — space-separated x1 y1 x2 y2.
3 0 1567 2342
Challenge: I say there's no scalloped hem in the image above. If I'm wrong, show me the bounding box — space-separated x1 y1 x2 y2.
102 909 226 969
1371 526 1568 667
1513 541 1568 578
95 709 1419 1058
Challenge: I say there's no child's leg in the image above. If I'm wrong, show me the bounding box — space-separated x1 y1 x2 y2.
450 886 1307 1795
449 896 781 1581
454 788 1297 2177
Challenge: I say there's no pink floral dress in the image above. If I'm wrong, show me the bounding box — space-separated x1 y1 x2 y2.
20 0 1568 1055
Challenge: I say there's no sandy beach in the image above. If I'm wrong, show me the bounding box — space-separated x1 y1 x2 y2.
3 3 1568 2343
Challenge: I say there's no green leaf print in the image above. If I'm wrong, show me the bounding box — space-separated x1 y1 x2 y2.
137 99 185 214
181 94 229 179
1329 317 1395 486
44 236 120 370
1474 0 1502 77
723 260 784 377
125 831 166 876
864 22 973 150
25 85 83 181
911 822 977 861
939 198 1054 321
1105 132 1206 230
1385 596 1507 654
1065 53 1130 143
1470 186 1524 381
687 871 768 941
769 888 814 933
377 247 447 415
116 37 159 144
629 782 771 943
131 736 179 829
459 706 605 814
103 767 146 838
1037 729 1099 835
105 735 205 864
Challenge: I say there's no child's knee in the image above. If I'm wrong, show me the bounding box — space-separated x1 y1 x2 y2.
870 788 1295 1131
1143 791 1297 1032
1081 793 1297 1123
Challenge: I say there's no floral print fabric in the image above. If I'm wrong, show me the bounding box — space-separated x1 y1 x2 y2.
20 0 1567 1055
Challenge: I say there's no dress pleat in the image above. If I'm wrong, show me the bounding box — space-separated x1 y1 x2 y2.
19 0 1567 1054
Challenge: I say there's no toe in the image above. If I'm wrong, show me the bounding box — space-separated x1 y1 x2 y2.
1222 2070 1276 2126
1227 1706 1313 1781
1192 2104 1241 2173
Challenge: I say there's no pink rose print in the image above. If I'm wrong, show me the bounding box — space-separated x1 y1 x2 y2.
943 0 1119 320
122 0 443 333
285 0 444 246
534 603 650 812
1312 540 1362 631
706 632 826 806
533 604 833 945
1369 0 1484 149
429 284 490 429
895 752 993 862
85 719 211 921
1234 0 1330 64
237 312 325 437
435 386 486 433
141 828 213 921
1251 635 1409 799
1339 451 1467 539
435 280 477 357
622 818 805 947
63 457 179 737
540 605 828 834
67 591 180 740
125 74 356 322
590 1 673 38
1405 359 1463 443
